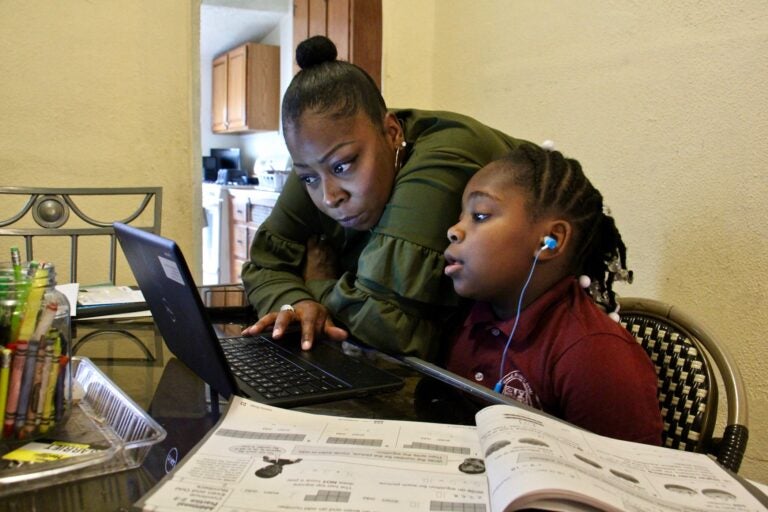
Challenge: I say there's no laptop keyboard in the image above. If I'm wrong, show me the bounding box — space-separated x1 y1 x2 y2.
220 336 350 400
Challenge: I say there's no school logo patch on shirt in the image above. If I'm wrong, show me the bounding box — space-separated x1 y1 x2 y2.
501 370 541 409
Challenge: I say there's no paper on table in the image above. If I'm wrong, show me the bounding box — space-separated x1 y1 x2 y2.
77 310 152 321
77 285 145 306
749 479 768 497
75 285 149 320
54 283 79 317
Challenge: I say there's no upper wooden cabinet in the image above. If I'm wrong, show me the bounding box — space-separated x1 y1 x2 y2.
211 43 280 133
293 0 382 88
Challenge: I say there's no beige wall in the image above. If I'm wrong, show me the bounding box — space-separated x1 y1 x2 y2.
383 0 768 481
0 0 201 284
1 0 765 483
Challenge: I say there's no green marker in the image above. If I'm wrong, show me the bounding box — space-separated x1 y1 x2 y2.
10 247 22 282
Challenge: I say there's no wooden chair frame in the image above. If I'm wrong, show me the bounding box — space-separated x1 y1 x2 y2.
620 297 749 472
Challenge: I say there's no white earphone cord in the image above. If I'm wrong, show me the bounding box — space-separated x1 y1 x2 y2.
494 244 548 393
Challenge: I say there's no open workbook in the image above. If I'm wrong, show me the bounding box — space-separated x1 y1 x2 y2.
136 398 767 512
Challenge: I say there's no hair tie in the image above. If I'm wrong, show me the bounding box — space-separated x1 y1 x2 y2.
608 302 621 323
607 257 634 284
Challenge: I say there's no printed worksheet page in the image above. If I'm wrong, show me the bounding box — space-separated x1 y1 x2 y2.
476 405 766 512
138 398 490 512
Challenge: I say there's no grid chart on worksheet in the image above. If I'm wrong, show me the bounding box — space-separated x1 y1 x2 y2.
216 428 306 442
304 490 351 503
404 441 472 454
326 436 383 447
430 501 486 512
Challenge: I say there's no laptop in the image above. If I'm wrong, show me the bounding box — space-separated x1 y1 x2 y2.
113 222 404 407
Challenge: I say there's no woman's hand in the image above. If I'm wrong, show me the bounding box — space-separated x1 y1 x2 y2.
303 234 338 282
241 299 348 351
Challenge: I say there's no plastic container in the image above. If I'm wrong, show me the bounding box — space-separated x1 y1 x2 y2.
256 169 290 192
0 259 71 443
0 356 166 496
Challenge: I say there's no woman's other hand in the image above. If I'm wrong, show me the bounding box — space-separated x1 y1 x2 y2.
303 234 338 281
241 299 348 351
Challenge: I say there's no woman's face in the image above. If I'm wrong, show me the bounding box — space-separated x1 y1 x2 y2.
285 109 401 231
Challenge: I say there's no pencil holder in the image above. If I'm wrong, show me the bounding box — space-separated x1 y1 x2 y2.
0 261 72 444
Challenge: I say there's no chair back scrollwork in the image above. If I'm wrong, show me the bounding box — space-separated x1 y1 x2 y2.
0 187 162 284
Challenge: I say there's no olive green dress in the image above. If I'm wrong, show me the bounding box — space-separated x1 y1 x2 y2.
241 109 527 359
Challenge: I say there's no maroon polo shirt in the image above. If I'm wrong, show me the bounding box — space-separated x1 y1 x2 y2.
445 277 662 445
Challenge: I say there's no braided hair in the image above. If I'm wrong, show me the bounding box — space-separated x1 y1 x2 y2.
497 142 633 313
282 36 387 132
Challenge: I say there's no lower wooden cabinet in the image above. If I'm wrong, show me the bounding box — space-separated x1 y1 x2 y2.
227 188 280 283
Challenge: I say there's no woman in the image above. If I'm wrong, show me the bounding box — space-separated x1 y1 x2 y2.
241 36 528 359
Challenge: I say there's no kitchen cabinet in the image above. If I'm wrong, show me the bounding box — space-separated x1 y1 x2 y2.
228 188 280 283
212 42 280 133
293 0 382 87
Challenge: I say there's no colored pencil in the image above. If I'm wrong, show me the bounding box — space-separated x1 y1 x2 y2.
3 341 28 438
13 339 39 434
0 348 11 434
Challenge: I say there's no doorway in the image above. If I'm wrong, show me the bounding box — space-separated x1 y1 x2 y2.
198 0 291 284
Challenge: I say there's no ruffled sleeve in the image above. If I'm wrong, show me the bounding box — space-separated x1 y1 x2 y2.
325 233 461 357
241 172 324 315
242 230 310 308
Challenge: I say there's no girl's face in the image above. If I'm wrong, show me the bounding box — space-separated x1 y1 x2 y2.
444 163 554 314
285 109 401 231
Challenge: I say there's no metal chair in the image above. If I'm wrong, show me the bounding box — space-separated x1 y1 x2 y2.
0 187 163 363
619 297 749 473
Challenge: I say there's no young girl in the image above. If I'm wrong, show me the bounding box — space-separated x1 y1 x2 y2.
443 143 662 445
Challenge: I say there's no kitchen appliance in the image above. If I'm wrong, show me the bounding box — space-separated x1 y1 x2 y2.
215 168 248 185
201 182 230 285
255 170 289 192
210 147 241 170
253 156 292 192
202 156 218 182
203 148 243 183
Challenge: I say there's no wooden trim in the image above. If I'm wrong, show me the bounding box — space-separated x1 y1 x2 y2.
349 0 382 88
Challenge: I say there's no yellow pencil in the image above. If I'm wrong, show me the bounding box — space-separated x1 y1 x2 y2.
16 266 48 342
0 348 11 434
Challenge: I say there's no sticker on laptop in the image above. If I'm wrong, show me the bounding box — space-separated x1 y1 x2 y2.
158 256 185 285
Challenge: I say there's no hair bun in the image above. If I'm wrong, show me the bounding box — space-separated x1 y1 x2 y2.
296 35 338 69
